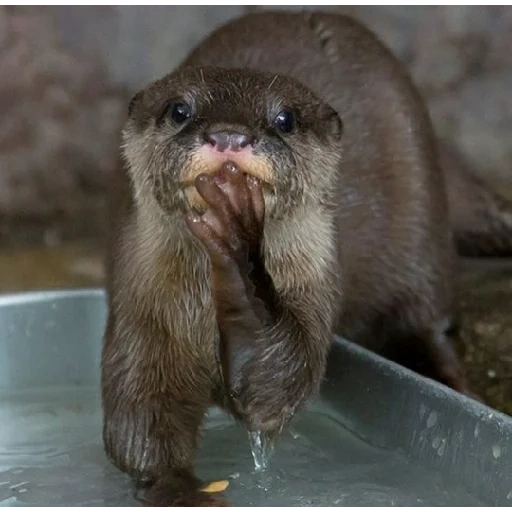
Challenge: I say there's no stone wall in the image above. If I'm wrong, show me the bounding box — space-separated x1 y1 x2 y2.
0 7 125 243
337 6 512 185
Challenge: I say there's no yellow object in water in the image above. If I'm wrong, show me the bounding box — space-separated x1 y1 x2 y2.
201 480 230 493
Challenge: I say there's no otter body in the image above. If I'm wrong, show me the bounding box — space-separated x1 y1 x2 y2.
102 11 474 506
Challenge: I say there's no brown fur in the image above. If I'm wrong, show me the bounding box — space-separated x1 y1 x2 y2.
102 10 485 506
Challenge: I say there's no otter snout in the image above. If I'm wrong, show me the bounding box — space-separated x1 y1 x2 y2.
205 130 255 152
179 124 273 209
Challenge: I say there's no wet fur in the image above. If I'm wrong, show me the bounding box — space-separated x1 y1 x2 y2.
102 10 496 506
102 72 340 505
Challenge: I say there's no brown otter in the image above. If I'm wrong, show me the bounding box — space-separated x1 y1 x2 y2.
101 10 508 507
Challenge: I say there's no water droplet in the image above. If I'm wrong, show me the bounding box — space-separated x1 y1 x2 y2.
290 429 301 440
248 430 275 472
474 424 480 438
437 439 446 457
9 481 29 490
426 411 438 428
492 445 501 459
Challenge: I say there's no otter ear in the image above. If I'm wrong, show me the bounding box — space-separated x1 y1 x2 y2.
319 103 343 141
128 91 143 118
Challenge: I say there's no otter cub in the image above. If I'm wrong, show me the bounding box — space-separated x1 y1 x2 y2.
102 11 471 506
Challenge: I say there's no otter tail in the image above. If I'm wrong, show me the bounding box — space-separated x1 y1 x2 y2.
440 142 512 258
135 469 230 507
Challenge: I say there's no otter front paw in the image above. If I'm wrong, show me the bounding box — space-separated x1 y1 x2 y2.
184 162 309 434
184 161 265 275
229 358 304 433
185 162 269 395
137 471 231 507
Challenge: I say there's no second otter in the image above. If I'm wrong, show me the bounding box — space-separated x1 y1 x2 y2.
102 10 488 506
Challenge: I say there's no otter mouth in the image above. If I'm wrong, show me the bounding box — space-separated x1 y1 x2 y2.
180 151 274 186
180 167 273 189
179 150 275 209
181 165 274 211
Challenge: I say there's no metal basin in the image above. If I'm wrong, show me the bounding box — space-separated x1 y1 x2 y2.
0 289 511 506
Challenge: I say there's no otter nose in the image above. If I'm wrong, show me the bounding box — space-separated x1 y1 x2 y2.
205 130 254 152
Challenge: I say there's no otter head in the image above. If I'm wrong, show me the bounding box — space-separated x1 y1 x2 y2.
122 67 342 221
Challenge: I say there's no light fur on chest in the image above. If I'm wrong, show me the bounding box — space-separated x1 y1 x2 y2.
124 203 336 351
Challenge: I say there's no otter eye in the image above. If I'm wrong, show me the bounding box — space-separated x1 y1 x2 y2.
273 109 295 134
170 101 192 124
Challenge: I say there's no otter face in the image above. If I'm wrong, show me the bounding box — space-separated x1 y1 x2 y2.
123 67 342 219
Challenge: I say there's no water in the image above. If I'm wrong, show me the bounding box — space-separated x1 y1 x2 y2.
248 430 276 472
0 386 485 506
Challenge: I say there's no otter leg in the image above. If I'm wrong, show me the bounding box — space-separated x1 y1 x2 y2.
101 322 228 506
185 163 334 433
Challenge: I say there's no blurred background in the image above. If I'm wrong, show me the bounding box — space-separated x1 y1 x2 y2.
0 5 511 412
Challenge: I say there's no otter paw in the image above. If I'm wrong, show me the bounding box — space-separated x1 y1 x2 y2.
184 161 265 272
142 489 230 507
136 471 231 507
230 360 303 433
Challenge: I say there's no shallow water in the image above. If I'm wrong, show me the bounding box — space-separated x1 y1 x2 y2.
0 386 484 506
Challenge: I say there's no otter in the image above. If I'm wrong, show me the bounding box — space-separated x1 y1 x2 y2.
101 10 511 506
